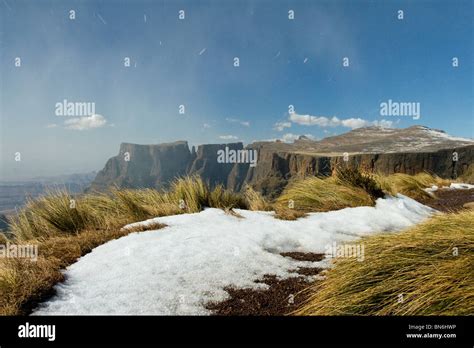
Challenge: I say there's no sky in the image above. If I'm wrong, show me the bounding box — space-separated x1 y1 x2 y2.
0 0 473 180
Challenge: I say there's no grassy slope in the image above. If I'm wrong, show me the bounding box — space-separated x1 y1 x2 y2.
0 176 249 315
0 171 467 315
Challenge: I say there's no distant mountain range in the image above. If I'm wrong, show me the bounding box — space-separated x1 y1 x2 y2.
89 126 474 197
0 172 97 215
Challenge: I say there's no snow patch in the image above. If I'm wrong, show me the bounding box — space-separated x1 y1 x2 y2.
33 195 434 315
424 185 439 194
423 129 474 143
449 183 474 190
424 183 474 193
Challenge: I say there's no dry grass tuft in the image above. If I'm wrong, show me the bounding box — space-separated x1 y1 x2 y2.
275 176 374 214
223 207 245 219
244 185 271 211
295 210 474 316
374 172 452 201
208 185 247 210
170 175 209 213
459 164 474 184
273 207 307 221
334 167 385 200
121 221 166 233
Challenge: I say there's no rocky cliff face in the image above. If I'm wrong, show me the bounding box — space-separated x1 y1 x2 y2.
89 126 474 195
88 141 192 191
240 145 473 198
188 143 244 188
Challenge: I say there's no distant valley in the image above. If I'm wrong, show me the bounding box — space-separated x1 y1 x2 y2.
0 172 97 218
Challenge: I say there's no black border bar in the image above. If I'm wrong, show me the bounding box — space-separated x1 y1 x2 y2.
0 316 472 346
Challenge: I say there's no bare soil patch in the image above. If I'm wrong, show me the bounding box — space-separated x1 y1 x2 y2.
206 252 324 315
423 188 474 213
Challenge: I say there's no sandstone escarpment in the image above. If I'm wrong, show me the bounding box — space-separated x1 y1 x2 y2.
189 143 243 188
88 141 192 191
88 126 474 195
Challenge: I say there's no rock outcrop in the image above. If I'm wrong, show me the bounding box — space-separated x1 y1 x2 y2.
88 126 474 195
89 141 192 191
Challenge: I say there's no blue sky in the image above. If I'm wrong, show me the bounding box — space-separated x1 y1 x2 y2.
0 0 473 179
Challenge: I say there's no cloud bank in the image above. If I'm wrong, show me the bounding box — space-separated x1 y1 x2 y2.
289 113 393 129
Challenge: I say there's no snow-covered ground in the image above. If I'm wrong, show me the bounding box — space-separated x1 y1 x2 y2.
33 195 434 315
424 128 474 143
424 183 474 194
449 183 474 190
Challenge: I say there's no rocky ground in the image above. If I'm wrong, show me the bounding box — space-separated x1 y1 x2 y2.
423 188 474 213
206 252 324 316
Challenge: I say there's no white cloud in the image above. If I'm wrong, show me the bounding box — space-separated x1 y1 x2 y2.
340 118 370 129
64 114 107 131
273 121 291 132
289 113 393 129
46 123 58 128
289 113 338 127
219 135 238 140
203 123 211 129
226 117 250 127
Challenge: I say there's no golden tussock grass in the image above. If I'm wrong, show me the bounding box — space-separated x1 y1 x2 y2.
244 185 271 211
208 184 247 210
374 172 452 201
274 176 374 215
273 207 307 221
459 164 474 184
295 210 474 316
8 176 248 241
120 221 166 233
333 167 385 200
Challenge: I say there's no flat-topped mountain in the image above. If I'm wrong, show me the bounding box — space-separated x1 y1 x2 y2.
250 125 473 155
88 126 474 196
89 141 192 191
